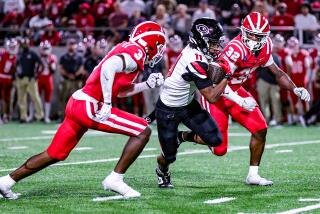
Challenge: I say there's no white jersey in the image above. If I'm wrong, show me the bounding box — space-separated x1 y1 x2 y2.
160 45 212 107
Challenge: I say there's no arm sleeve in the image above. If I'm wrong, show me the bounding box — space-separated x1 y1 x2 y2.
222 85 243 105
100 56 124 104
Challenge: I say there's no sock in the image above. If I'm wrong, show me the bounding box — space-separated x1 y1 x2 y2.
44 102 51 120
109 171 124 181
248 166 259 177
0 175 16 189
157 166 168 174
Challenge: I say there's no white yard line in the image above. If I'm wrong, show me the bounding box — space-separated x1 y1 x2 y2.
92 196 127 201
275 150 293 154
1 140 320 173
74 147 93 151
144 148 157 151
204 197 236 204
299 198 320 202
276 203 320 214
8 146 28 150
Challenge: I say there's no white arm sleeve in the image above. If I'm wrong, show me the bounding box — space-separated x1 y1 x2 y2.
118 82 149 97
222 85 243 105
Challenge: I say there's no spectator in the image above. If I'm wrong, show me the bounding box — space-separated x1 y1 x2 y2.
29 10 52 29
26 0 44 19
172 4 192 41
151 4 171 29
16 38 44 123
40 23 61 46
256 53 283 126
192 0 216 22
282 0 304 16
223 3 244 28
59 38 84 117
3 0 25 14
128 9 147 27
271 3 294 28
84 41 104 77
1 11 24 28
62 19 83 44
120 0 146 18
108 2 129 28
294 3 319 31
155 0 177 15
74 3 95 32
46 0 65 25
251 0 269 18
92 0 115 27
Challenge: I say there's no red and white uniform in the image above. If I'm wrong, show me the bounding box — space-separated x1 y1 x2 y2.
0 51 16 103
200 35 273 156
38 54 57 103
47 41 148 160
289 49 311 105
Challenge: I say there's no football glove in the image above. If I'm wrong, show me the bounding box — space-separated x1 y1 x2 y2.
96 103 112 121
146 73 164 88
239 97 257 112
293 87 310 102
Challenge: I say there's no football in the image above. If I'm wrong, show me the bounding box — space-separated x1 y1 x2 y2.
207 62 226 84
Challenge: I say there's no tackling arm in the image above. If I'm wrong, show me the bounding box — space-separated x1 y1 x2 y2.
267 62 296 91
199 78 228 103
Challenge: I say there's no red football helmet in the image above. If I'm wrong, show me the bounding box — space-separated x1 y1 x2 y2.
5 38 18 55
169 35 183 53
287 36 299 53
273 34 285 49
129 21 166 67
241 12 270 51
40 40 52 55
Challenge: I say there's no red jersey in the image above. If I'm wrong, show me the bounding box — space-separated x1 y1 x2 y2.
275 47 292 73
39 54 57 77
0 51 17 79
75 13 95 29
166 48 181 70
271 14 294 27
290 49 310 87
82 41 145 103
309 48 319 70
219 34 273 89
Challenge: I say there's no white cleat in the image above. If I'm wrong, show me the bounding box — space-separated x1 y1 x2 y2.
246 175 273 186
102 176 141 198
0 185 19 200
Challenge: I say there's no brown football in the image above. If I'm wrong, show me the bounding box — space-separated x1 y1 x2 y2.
206 62 226 84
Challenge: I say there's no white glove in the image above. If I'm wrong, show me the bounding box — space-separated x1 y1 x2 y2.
293 87 310 102
239 97 257 112
95 103 112 121
146 73 164 88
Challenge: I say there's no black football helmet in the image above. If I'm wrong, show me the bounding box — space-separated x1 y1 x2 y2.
190 18 224 60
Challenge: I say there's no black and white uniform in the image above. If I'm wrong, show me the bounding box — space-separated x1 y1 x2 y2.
156 45 222 163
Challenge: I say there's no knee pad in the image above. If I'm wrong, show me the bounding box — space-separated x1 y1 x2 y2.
201 129 223 147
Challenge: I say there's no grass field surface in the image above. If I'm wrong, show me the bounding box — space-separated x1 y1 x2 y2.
0 122 319 213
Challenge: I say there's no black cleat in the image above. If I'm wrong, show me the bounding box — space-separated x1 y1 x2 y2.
156 168 174 188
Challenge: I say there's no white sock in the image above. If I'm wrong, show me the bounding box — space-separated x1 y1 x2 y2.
45 102 51 120
109 171 124 181
0 175 16 189
248 166 259 177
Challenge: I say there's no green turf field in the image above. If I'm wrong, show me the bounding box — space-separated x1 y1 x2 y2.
0 122 319 213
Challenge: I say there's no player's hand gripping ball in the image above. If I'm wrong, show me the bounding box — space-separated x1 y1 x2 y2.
207 62 227 84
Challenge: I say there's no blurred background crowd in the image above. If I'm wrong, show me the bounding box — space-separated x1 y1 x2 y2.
0 0 320 127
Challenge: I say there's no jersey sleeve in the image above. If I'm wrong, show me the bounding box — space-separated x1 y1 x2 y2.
262 54 274 67
183 61 213 90
122 44 146 72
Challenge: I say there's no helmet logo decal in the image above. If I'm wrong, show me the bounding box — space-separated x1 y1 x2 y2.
196 24 210 35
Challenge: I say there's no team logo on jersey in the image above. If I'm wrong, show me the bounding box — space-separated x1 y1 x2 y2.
196 24 209 35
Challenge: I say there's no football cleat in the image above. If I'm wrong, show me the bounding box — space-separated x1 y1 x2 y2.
102 176 141 198
156 168 174 188
0 185 18 200
246 174 273 186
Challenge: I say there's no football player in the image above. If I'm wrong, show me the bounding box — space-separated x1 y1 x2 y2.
181 12 310 186
0 38 18 123
155 18 232 188
0 21 166 199
38 41 57 123
287 37 311 125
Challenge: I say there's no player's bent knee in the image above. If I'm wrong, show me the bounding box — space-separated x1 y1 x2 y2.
214 147 227 156
163 154 176 164
252 128 267 142
47 149 69 161
201 131 222 147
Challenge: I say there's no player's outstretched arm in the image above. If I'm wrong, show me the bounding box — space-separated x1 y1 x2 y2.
118 73 164 97
268 62 310 102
